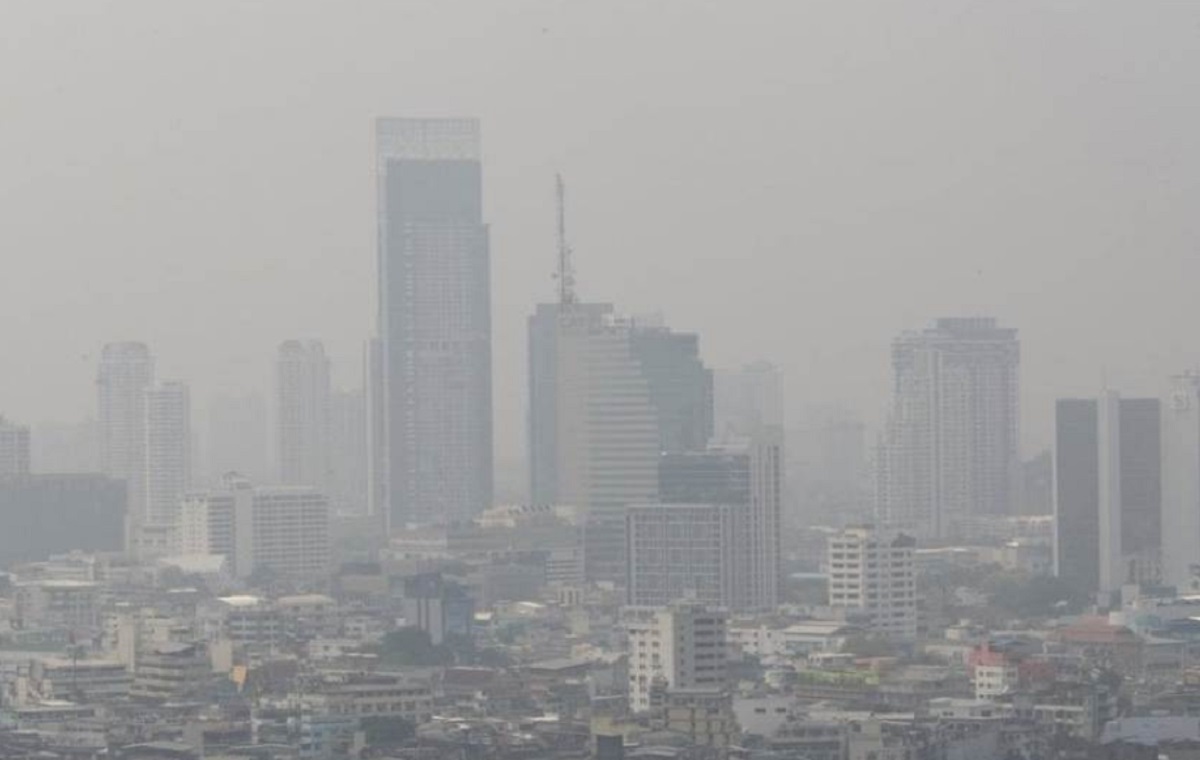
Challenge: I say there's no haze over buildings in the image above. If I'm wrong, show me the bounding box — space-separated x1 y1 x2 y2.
1 6 1200 758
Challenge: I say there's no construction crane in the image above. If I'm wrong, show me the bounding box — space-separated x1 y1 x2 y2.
554 174 576 306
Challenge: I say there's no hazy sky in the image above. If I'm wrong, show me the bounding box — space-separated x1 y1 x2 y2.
2 1 1199 462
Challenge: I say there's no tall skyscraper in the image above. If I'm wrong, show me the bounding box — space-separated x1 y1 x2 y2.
376 117 493 529
1160 374 1200 591
875 318 1020 540
1054 393 1161 595
97 342 155 530
275 339 331 492
630 321 713 453
0 416 31 477
144 381 191 529
529 303 661 583
205 392 268 485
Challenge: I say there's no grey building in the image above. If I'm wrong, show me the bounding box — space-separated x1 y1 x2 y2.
376 118 492 529
0 416 31 477
648 433 783 612
0 474 126 563
97 341 154 529
630 323 713 454
1054 394 1161 595
626 502 737 608
528 303 659 583
876 318 1020 540
275 339 331 493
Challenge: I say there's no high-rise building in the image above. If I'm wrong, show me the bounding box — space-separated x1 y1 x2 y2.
826 526 917 639
144 381 191 529
0 475 126 564
376 118 493 529
529 303 660 583
651 433 783 612
713 361 783 439
1163 374 1200 591
1054 394 1161 595
329 388 367 515
275 339 331 492
790 406 868 527
97 342 155 529
205 392 268 485
626 502 737 607
875 318 1020 540
630 322 713 453
0 416 31 477
623 603 728 713
179 475 329 581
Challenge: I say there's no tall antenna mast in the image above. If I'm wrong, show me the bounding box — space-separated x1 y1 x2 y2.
555 173 576 306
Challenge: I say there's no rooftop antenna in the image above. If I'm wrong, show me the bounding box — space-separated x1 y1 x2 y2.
554 174 576 306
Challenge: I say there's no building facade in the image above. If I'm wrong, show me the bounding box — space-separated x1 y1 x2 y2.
1163 373 1200 591
0 416 31 477
97 341 155 530
377 117 493 529
275 339 331 493
144 381 191 531
876 318 1020 540
529 303 660 583
1054 393 1161 595
625 503 737 607
826 526 917 639
623 603 728 713
180 475 330 582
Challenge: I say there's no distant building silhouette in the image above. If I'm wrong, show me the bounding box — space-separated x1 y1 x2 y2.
97 341 154 538
1054 393 1161 596
143 380 191 551
275 339 331 493
376 117 492 529
0 416 31 477
876 318 1019 540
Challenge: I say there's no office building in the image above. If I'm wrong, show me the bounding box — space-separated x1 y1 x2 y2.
205 392 268 485
875 318 1020 539
713 360 783 438
97 341 155 527
529 303 660 583
376 117 493 529
826 526 917 639
651 432 783 612
624 603 728 713
144 381 191 529
630 321 713 453
180 475 330 581
626 502 737 607
1054 394 1161 595
0 474 126 564
1164 374 1200 591
275 339 331 491
0 416 31 477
